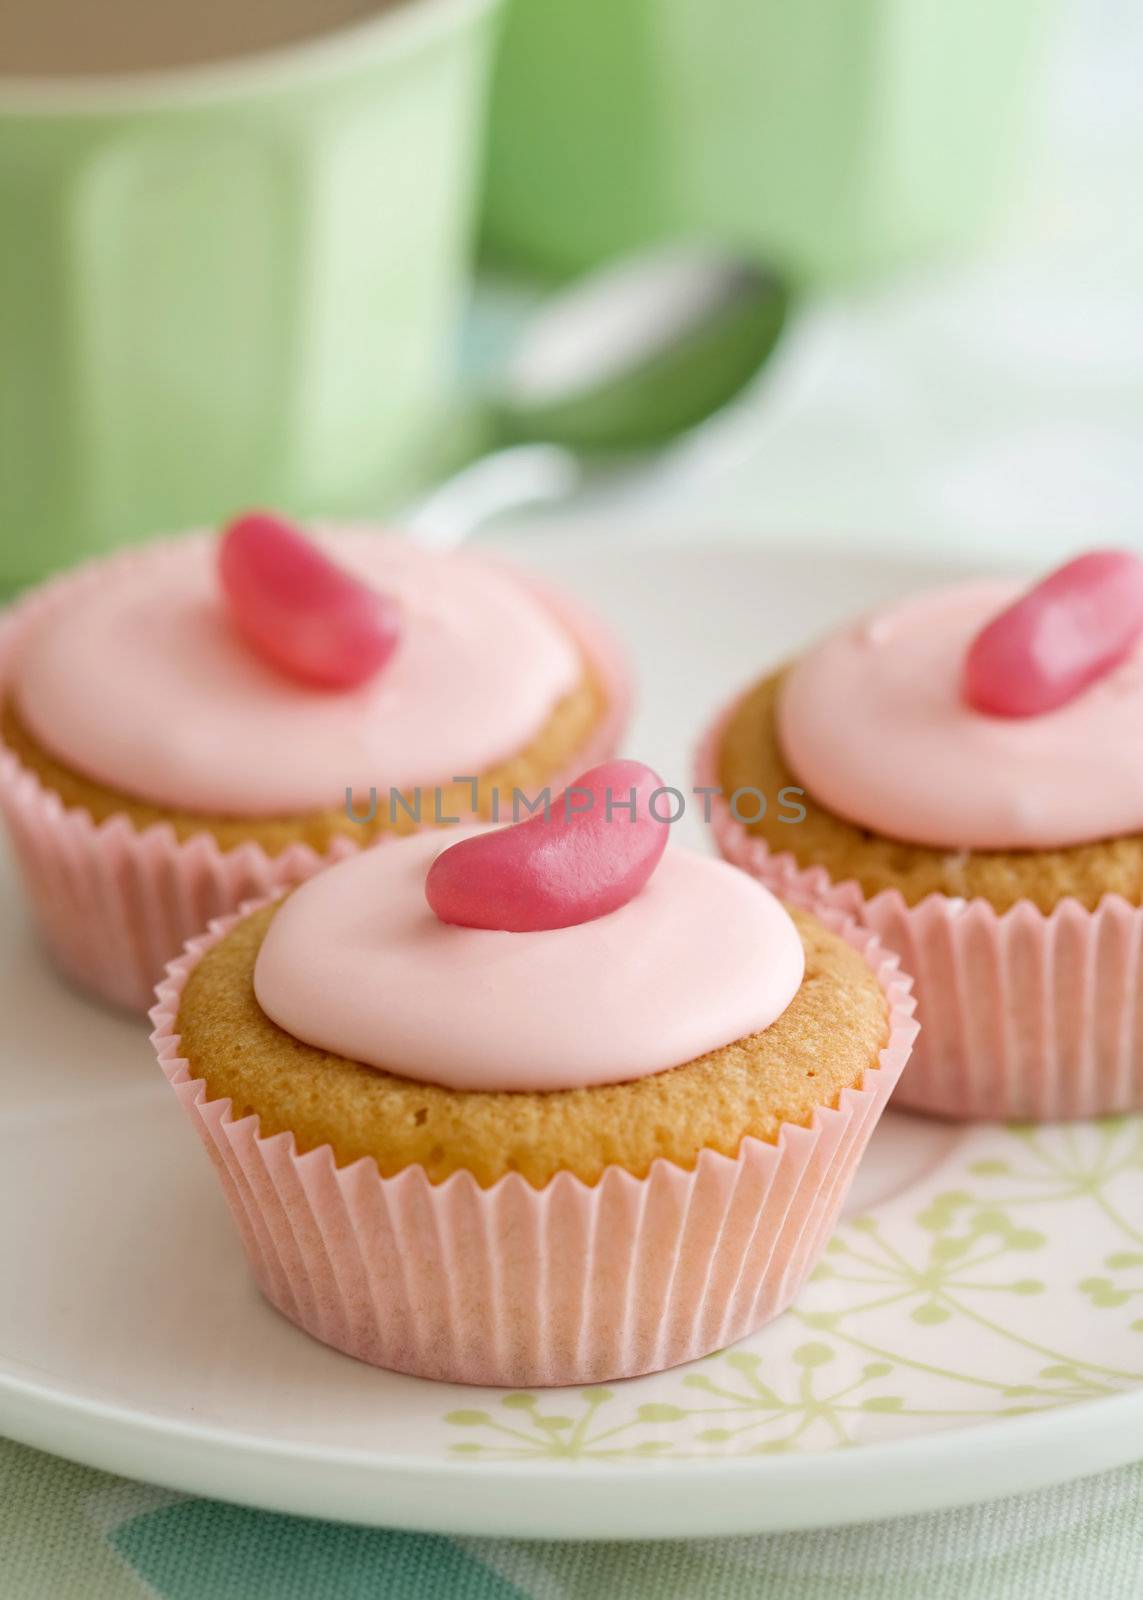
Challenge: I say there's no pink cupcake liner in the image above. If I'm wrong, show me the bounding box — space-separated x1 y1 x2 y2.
149 899 916 1387
697 691 1143 1122
0 538 631 1014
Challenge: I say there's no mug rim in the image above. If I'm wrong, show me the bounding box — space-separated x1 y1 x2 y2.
0 0 499 115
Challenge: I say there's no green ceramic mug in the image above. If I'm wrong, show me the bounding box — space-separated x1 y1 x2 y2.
483 0 1050 287
0 0 502 590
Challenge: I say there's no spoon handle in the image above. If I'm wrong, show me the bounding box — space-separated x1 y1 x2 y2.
401 443 583 550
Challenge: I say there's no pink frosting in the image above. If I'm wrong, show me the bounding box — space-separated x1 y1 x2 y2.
13 533 582 815
253 829 806 1092
779 579 1143 852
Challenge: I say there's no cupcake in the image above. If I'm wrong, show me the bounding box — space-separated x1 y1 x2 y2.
151 759 916 1386
0 514 627 1011
698 549 1143 1121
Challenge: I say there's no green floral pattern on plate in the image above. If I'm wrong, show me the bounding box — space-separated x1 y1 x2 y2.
441 1117 1143 1459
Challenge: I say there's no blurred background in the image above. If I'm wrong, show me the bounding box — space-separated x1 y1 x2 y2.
497 0 1143 566
1 0 1141 586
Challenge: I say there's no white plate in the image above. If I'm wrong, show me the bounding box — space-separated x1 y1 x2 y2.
2 539 1142 1539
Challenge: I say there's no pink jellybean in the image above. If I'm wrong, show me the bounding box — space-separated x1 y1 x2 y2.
963 549 1143 718
218 512 401 690
426 760 671 932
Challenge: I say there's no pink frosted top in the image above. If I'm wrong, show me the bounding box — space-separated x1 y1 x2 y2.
13 532 581 815
778 578 1143 852
253 830 806 1092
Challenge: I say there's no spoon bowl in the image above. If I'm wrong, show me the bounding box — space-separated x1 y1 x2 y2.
496 247 789 452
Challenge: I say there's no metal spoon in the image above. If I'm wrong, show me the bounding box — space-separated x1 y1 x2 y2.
406 246 788 548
